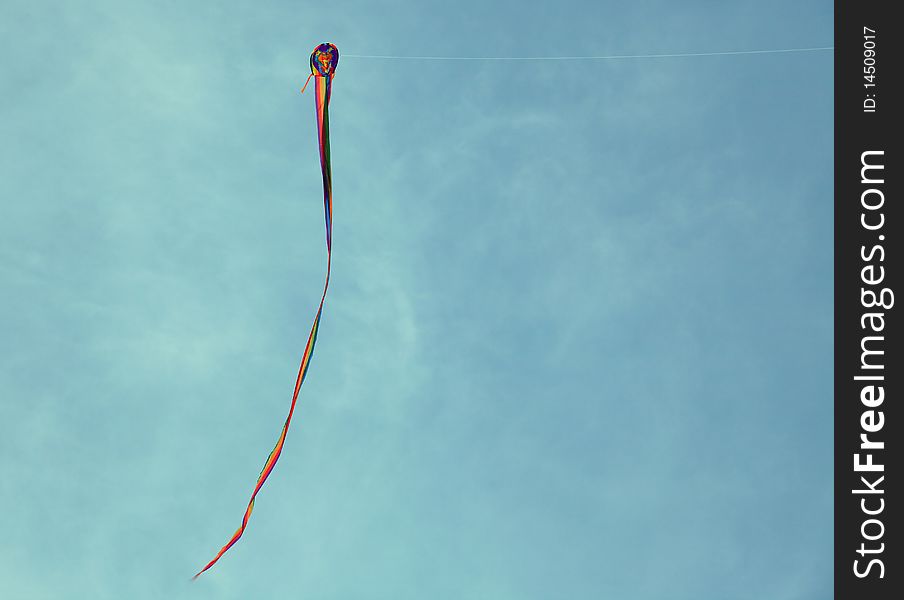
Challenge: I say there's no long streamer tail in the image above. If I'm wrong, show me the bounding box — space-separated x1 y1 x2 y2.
193 74 334 580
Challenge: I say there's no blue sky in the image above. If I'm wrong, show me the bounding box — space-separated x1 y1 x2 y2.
0 1 832 598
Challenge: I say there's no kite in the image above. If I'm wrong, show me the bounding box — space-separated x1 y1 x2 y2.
193 42 339 579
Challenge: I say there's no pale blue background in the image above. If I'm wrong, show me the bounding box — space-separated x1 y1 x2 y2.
0 1 832 598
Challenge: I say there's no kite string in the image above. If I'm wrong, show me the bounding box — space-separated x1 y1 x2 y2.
342 46 833 60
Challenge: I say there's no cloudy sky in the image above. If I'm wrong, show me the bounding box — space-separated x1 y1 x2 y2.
0 1 832 598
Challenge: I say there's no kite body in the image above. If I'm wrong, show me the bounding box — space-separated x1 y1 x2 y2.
194 42 339 579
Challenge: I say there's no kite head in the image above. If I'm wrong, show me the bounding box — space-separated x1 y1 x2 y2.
310 43 339 77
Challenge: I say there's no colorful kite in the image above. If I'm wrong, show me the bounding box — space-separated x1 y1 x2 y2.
193 42 339 579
